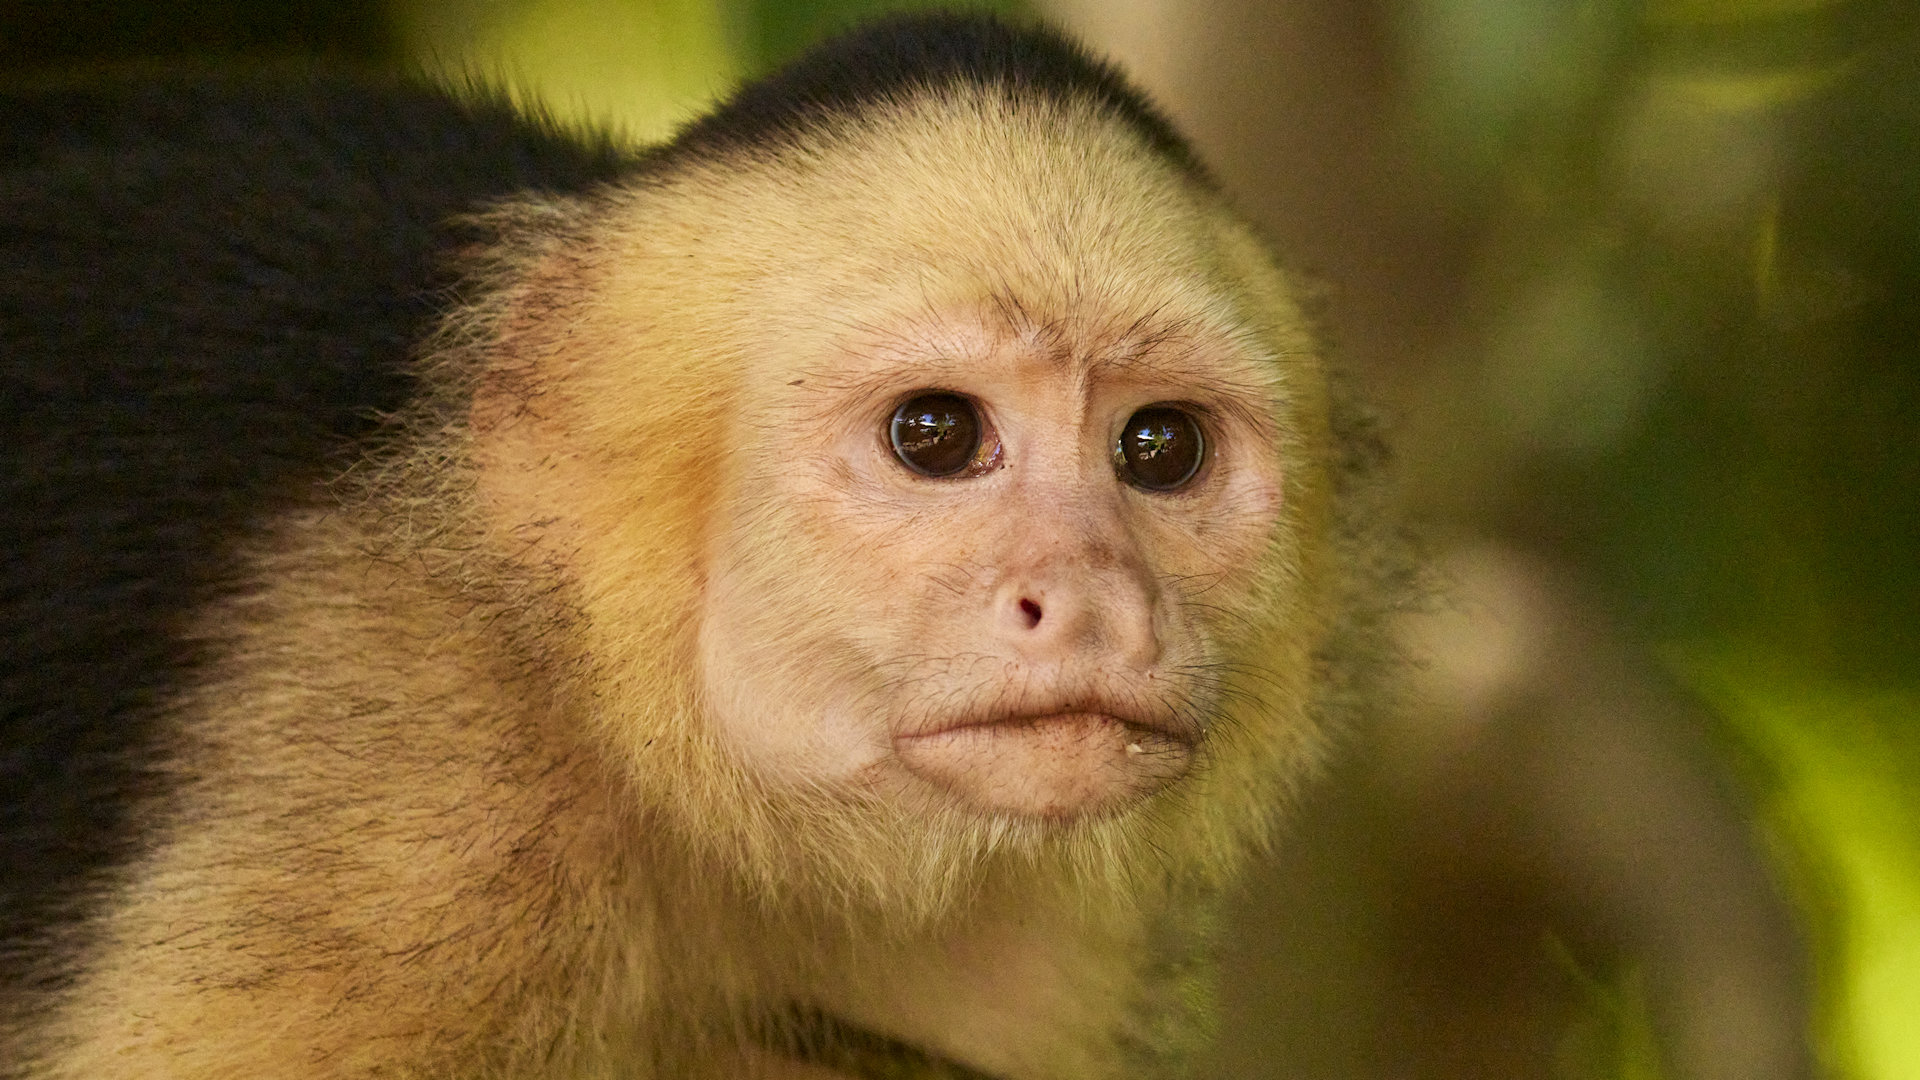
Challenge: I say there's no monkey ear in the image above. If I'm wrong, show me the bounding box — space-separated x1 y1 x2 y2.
452 216 727 604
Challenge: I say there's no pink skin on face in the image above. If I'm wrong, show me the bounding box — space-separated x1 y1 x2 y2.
700 300 1284 822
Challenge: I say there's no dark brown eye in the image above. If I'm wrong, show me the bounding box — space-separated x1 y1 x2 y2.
1115 405 1206 491
889 392 982 477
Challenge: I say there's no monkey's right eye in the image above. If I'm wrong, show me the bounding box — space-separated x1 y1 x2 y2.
889 392 984 477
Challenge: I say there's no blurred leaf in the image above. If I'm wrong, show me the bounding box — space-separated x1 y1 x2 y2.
396 0 740 141
1676 647 1920 1080
1644 60 1852 110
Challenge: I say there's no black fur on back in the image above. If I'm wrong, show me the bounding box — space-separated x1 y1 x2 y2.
670 11 1207 181
0 75 629 975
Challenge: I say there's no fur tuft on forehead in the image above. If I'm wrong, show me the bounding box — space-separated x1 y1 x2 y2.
663 11 1207 183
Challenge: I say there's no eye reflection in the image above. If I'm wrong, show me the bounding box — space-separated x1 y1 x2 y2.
1115 405 1205 491
889 392 982 477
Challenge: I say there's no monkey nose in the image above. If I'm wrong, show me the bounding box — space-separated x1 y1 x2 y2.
1017 596 1044 629
995 578 1159 667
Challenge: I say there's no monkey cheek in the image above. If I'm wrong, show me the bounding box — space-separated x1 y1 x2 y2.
891 714 1194 820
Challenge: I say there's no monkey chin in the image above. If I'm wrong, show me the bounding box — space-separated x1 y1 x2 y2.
893 712 1196 820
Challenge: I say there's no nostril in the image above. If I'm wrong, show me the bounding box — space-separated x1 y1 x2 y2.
1018 598 1043 628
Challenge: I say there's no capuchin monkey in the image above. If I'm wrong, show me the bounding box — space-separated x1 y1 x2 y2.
0 14 1391 1078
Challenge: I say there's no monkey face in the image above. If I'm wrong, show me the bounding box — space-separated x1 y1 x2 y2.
702 330 1285 820
678 97 1311 825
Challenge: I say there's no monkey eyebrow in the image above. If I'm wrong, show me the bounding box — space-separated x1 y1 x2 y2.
1090 348 1288 439
816 324 1282 409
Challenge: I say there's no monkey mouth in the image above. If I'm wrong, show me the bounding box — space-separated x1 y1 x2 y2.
892 709 1198 819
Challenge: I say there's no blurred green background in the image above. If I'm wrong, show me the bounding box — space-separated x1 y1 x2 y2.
2 1 1912 1077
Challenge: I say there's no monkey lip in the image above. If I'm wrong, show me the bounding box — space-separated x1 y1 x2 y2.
892 710 1198 819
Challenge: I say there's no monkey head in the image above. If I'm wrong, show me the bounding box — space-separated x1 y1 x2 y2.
457 81 1334 918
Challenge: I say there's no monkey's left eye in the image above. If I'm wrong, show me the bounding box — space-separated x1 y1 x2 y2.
1114 405 1206 491
889 392 986 477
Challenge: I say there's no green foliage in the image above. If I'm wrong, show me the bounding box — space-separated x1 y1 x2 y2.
1401 0 1918 681
1403 0 1919 1073
1677 647 1920 1080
